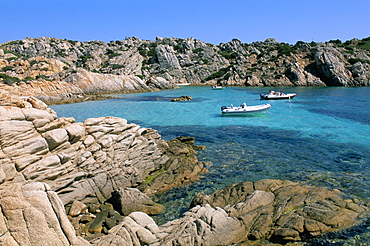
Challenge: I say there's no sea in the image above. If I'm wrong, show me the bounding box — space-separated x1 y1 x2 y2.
51 86 370 245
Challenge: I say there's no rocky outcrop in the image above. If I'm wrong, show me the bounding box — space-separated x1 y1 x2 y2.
91 179 368 245
170 95 193 101
113 187 164 216
313 46 354 86
190 179 368 244
1 36 370 102
5 179 364 246
0 92 369 245
62 68 177 95
0 90 207 206
0 182 90 246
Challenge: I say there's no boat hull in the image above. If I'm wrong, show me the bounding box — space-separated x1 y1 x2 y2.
212 86 225 90
221 103 271 115
260 93 296 100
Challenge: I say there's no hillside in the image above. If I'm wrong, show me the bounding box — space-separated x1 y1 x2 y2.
0 36 370 102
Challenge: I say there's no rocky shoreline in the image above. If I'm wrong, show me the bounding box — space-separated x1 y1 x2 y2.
1 35 370 245
1 36 370 105
0 89 369 245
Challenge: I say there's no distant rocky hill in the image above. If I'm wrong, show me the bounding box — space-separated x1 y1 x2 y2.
0 36 370 102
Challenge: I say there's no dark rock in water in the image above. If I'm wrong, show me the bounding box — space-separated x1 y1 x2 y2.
171 95 192 101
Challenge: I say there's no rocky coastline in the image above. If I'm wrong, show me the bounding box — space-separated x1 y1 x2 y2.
1 36 370 245
1 36 370 104
1 89 369 245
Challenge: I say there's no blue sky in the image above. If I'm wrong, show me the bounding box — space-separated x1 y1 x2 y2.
1 0 369 45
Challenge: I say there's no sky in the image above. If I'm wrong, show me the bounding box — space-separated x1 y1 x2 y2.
1 0 369 45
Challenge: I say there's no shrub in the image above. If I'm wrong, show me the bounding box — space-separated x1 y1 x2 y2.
328 39 342 44
193 48 204 53
111 64 125 70
138 48 147 56
174 44 185 53
106 49 121 59
348 58 370 64
36 74 50 81
199 59 209 64
67 40 78 45
79 55 93 64
276 43 297 56
1 66 13 72
204 66 232 81
219 50 238 60
0 73 20 85
22 76 34 81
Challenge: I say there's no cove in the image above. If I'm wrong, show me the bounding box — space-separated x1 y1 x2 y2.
51 86 370 244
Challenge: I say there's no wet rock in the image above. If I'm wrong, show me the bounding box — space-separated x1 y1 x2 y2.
171 95 192 101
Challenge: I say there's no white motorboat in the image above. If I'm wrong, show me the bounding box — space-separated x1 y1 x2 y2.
221 103 271 115
260 91 296 100
211 85 225 90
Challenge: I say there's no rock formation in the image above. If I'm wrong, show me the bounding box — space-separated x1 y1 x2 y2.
0 182 90 246
0 89 208 203
170 95 193 101
0 91 369 245
1 37 370 103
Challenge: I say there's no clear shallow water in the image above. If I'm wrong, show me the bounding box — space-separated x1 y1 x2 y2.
51 86 370 244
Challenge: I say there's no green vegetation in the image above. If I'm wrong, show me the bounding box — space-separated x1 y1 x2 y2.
332 37 370 52
275 43 297 56
328 39 342 44
142 170 167 184
36 74 51 81
111 64 125 70
106 49 121 59
138 43 157 57
135 74 144 80
1 66 13 72
348 58 370 64
1 40 24 48
0 73 20 85
29 60 49 66
354 37 370 51
219 50 238 60
174 44 185 53
193 48 204 53
22 76 34 81
203 65 232 81
199 59 209 64
66 40 78 46
79 55 93 64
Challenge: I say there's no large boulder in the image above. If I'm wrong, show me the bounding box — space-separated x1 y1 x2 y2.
313 46 353 86
0 182 89 246
190 179 368 244
112 188 164 215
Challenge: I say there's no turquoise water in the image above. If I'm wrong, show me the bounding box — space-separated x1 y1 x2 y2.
51 86 370 244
